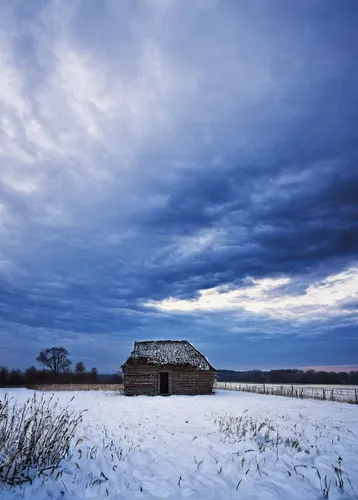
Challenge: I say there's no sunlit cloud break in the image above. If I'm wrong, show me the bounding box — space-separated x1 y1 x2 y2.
146 267 358 322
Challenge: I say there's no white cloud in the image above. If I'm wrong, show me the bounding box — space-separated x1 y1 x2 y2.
145 267 358 322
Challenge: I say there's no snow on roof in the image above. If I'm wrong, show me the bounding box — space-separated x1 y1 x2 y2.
125 340 215 371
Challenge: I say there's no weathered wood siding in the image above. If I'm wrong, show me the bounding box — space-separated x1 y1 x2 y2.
124 364 158 396
170 367 215 395
124 363 215 396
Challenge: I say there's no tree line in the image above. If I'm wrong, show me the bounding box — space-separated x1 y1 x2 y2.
217 368 358 385
0 347 122 387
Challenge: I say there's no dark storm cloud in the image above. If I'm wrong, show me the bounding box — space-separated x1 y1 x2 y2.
145 151 358 299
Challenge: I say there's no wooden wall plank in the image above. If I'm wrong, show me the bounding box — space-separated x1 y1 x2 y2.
124 364 215 396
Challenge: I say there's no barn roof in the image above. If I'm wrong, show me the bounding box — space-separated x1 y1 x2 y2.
123 340 215 371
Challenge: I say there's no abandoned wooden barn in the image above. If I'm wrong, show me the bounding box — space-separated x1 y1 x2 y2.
122 340 216 396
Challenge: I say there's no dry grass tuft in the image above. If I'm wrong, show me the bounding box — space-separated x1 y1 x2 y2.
0 393 84 486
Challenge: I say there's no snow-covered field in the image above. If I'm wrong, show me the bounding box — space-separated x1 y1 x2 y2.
1 388 357 500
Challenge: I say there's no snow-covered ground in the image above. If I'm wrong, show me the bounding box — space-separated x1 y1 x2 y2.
1 388 357 500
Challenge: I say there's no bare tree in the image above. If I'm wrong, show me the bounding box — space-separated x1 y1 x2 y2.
36 347 71 376
75 361 86 375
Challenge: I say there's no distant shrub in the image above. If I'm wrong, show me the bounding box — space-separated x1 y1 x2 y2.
0 393 84 486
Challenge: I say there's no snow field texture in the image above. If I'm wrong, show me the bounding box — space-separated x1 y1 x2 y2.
0 389 357 500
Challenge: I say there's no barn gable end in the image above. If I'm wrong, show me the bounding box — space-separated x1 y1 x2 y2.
122 340 216 396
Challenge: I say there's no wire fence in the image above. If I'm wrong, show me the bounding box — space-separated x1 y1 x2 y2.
214 381 358 404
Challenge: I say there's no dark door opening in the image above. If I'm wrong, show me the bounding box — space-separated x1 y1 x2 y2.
160 372 169 395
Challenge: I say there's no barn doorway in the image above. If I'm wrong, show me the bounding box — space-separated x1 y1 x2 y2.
160 372 169 395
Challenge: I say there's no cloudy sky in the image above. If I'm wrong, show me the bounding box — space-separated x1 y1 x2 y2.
1 0 357 372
